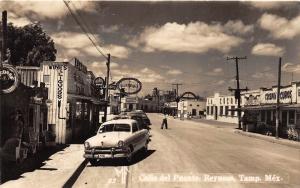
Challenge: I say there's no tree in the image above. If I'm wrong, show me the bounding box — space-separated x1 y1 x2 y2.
6 22 56 66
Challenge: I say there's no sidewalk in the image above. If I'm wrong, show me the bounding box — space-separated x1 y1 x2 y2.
234 129 300 149
1 144 86 188
158 113 300 149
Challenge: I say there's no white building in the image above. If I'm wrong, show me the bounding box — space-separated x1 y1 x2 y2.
178 99 206 118
121 96 139 112
206 93 239 124
206 82 300 132
242 82 300 131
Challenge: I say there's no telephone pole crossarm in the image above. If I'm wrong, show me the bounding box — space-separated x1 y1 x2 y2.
226 56 247 130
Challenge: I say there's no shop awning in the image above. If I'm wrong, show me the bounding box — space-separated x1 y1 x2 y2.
282 103 300 109
68 93 106 105
240 104 289 111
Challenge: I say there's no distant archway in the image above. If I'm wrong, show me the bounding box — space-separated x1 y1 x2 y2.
179 92 198 100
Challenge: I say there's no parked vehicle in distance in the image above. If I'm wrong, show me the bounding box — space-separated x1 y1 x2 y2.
83 119 150 165
113 114 150 130
128 110 151 126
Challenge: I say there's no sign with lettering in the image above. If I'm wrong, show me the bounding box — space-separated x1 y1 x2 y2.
94 77 105 88
262 88 295 104
57 68 64 104
74 58 87 74
116 77 142 95
0 64 19 94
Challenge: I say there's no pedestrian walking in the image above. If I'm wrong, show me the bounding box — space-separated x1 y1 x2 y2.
161 114 168 129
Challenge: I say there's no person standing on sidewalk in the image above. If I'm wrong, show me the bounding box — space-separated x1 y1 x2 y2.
161 114 168 129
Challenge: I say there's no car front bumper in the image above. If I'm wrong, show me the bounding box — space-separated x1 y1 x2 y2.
83 147 128 159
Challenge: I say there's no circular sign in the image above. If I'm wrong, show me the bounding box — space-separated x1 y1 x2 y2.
94 77 105 88
1 64 19 94
116 77 142 95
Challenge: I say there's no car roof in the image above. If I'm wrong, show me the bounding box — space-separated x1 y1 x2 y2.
102 119 136 125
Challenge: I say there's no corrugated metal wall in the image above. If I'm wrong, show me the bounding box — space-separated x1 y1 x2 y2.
42 62 69 144
17 63 69 144
17 66 42 87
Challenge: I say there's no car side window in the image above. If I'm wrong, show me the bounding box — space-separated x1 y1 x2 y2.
132 123 139 133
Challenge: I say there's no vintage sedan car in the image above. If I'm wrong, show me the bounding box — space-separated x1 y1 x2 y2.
128 111 151 126
113 114 150 130
83 119 150 165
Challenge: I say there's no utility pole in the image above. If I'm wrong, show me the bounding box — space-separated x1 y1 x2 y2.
103 53 110 122
276 57 282 139
1 10 7 64
0 10 7 184
172 83 182 116
227 56 248 130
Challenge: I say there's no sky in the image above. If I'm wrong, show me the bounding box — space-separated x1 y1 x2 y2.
1 0 300 97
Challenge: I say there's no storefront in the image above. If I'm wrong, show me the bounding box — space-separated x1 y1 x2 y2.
16 58 103 144
121 96 138 112
206 93 239 124
178 99 206 118
1 64 48 162
242 82 300 136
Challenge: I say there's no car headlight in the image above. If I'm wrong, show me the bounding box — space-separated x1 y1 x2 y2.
84 142 90 149
118 140 124 147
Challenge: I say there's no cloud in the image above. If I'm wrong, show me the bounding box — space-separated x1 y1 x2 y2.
8 12 31 27
223 20 254 35
129 21 246 54
105 45 130 59
117 67 164 83
282 63 300 73
51 31 130 59
216 80 225 85
0 1 96 20
87 63 164 84
248 1 287 10
252 72 275 79
251 43 285 56
166 69 183 76
258 13 300 39
52 32 94 49
206 67 223 76
100 25 120 33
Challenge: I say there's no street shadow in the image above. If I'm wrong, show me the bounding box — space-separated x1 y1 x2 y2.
1 144 68 184
87 149 156 167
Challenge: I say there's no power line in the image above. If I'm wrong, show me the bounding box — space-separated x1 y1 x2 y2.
69 1 108 55
63 0 107 59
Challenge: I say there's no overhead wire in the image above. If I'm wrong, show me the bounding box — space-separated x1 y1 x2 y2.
70 1 109 55
63 0 108 59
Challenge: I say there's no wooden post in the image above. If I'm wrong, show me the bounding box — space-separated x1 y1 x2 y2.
276 57 282 139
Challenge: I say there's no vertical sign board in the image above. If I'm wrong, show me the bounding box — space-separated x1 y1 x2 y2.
43 63 68 144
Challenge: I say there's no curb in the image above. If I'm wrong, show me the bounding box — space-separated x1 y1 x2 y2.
234 130 300 149
62 158 88 188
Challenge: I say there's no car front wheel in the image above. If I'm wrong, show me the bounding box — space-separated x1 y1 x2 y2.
126 146 133 164
143 142 148 153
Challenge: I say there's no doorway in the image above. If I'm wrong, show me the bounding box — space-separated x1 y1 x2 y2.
214 106 218 120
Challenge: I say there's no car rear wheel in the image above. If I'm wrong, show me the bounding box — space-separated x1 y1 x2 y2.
89 159 98 166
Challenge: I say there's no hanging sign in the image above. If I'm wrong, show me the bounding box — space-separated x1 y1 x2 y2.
0 64 19 94
116 77 142 95
94 77 105 88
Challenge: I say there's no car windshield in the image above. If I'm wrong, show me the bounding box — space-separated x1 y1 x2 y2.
99 123 131 133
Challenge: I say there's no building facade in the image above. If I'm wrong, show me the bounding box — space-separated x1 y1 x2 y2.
206 93 239 124
17 59 103 144
242 82 300 133
178 99 206 118
206 82 300 132
121 96 139 112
